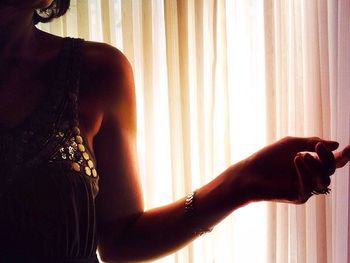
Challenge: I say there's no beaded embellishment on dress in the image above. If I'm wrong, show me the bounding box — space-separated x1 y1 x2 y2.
51 126 98 179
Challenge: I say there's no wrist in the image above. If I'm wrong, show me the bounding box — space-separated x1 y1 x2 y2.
225 158 258 205
186 159 258 232
185 191 214 236
237 155 280 202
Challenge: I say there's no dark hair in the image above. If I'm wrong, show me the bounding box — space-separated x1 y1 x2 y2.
33 0 70 25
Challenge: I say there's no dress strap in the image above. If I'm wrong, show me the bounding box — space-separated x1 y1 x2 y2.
67 38 84 127
55 37 84 130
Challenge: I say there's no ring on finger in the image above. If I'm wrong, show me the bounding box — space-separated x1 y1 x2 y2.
311 187 331 195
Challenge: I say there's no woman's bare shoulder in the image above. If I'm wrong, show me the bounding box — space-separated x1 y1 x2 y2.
81 40 134 100
80 41 136 138
82 41 131 80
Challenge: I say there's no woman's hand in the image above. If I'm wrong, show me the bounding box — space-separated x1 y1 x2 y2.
242 137 340 204
335 145 350 168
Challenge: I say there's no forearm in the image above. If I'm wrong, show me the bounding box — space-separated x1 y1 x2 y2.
100 159 252 262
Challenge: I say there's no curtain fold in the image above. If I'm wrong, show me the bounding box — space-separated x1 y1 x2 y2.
331 0 350 262
38 1 350 262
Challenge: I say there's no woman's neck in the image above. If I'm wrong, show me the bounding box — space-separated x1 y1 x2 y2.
0 6 39 59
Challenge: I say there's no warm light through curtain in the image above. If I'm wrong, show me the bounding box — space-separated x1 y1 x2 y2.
39 0 350 262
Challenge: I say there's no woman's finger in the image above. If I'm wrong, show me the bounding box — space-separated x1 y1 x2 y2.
291 137 338 153
294 155 314 203
335 145 350 168
303 153 331 192
315 142 336 175
303 153 322 171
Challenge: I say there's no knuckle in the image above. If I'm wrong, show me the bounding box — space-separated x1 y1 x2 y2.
307 137 321 147
327 166 336 176
325 177 331 187
310 136 321 141
327 159 336 172
283 136 294 142
296 193 310 204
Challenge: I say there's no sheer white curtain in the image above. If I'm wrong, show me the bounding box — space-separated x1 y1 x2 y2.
328 1 350 262
264 1 349 262
39 0 350 262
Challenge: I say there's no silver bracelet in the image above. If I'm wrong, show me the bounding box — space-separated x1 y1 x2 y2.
185 191 213 236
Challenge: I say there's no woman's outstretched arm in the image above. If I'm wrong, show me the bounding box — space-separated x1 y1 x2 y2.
90 43 346 262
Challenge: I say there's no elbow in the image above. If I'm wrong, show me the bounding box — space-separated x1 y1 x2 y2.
98 244 129 262
97 247 111 262
98 238 149 262
98 240 170 262
97 246 147 263
97 213 145 261
98 240 131 262
97 244 115 262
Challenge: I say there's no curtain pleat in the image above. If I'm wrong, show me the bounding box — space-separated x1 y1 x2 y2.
332 0 350 262
100 0 112 44
121 0 134 61
76 0 90 39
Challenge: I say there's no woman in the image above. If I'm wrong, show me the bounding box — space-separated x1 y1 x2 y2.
0 0 349 262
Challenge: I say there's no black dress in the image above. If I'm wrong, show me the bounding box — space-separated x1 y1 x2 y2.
0 38 100 262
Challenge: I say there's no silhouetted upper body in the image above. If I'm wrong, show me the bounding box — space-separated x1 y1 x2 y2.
1 1 349 262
